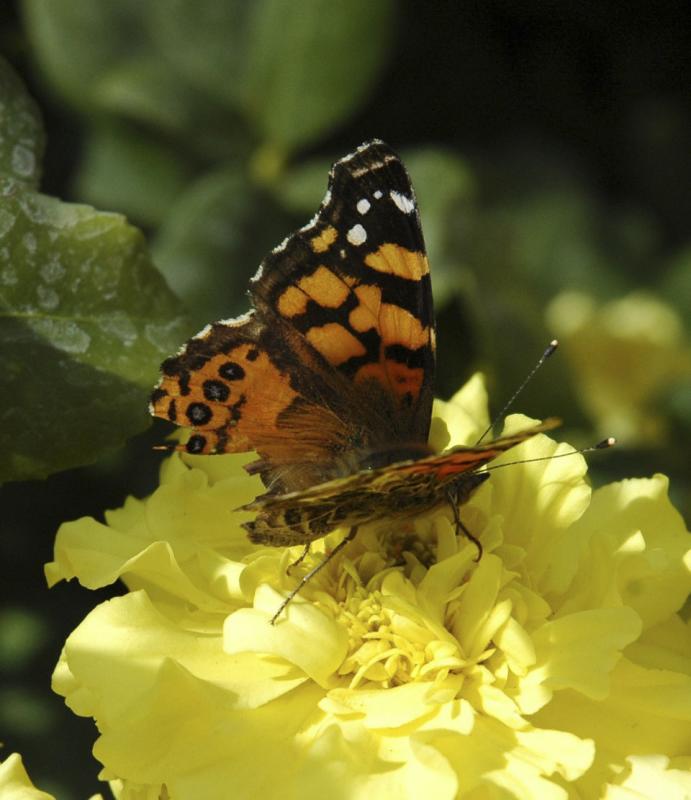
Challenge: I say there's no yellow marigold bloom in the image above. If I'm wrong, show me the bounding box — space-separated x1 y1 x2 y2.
545 290 691 444
47 376 691 800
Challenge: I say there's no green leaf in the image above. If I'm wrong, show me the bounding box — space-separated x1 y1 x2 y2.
0 179 188 482
153 165 292 330
74 122 193 226
148 0 255 109
22 0 393 153
153 0 396 149
0 56 44 188
20 0 152 112
90 57 248 158
94 56 202 132
244 0 394 150
22 1 249 156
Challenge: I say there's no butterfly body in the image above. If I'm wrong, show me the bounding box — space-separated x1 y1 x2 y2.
151 140 556 557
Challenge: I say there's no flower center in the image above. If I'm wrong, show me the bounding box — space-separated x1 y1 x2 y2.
334 585 470 689
308 525 473 690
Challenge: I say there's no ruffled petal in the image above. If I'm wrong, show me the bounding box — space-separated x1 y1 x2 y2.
0 753 56 799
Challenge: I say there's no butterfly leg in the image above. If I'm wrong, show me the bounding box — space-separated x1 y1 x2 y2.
287 543 311 575
445 487 483 561
270 526 359 625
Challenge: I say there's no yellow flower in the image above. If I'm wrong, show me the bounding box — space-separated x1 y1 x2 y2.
545 290 691 444
0 752 107 800
0 754 53 799
48 375 691 799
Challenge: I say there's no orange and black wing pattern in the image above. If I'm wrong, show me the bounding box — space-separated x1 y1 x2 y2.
150 141 436 489
251 140 435 443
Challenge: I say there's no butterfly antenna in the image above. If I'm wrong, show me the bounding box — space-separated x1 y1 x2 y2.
271 526 360 624
475 339 559 445
483 436 616 472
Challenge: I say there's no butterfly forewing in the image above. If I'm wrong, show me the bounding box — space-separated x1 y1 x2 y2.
251 140 435 442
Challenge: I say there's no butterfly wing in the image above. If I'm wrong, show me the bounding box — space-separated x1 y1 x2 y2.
243 418 561 545
251 140 435 443
150 313 353 482
150 141 436 489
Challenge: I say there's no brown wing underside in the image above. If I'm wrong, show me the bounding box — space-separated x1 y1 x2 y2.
242 418 561 545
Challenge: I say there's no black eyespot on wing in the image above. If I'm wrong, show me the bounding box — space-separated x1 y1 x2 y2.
219 362 245 381
203 380 230 402
186 402 212 425
186 434 207 454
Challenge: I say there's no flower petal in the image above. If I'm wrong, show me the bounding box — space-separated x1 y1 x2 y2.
514 608 642 712
54 591 306 721
431 373 490 449
224 585 349 686
562 475 691 628
603 754 691 800
323 682 444 729
0 753 55 799
419 712 593 799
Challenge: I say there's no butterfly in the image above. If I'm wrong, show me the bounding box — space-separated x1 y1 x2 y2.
150 140 558 620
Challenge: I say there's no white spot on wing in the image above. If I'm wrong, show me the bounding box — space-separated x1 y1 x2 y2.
323 189 332 206
356 198 371 215
373 190 383 199
347 224 367 246
390 191 415 214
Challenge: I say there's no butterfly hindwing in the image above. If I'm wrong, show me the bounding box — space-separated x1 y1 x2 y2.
150 312 296 456
150 310 372 490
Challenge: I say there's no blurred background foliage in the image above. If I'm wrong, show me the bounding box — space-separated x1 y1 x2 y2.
0 1 689 796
